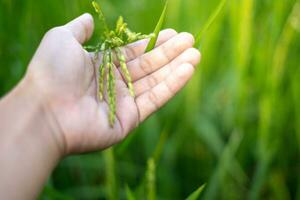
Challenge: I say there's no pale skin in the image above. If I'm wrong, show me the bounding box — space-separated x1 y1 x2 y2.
0 14 201 199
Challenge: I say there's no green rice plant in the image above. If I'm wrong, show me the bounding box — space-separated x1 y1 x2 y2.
104 148 118 200
203 132 243 200
185 184 206 200
250 1 300 199
145 1 168 52
125 185 136 200
86 0 153 126
292 69 300 157
194 0 227 48
146 158 156 200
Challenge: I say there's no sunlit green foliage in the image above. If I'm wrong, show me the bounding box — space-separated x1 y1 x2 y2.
1 0 300 199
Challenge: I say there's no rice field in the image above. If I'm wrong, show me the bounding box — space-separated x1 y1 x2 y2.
1 0 300 199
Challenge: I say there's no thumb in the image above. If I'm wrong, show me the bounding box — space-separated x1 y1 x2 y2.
64 13 94 44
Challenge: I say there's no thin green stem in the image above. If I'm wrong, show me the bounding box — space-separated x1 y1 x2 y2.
145 1 168 52
194 0 227 48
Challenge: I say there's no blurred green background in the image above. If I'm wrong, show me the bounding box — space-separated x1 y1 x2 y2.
1 0 300 199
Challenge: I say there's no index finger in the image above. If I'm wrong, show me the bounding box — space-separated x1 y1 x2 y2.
119 29 178 62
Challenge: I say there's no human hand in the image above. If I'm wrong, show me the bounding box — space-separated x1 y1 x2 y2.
26 13 201 155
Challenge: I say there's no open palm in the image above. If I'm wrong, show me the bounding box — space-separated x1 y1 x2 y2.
27 14 201 154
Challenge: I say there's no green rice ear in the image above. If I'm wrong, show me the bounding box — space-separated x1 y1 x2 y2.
92 0 101 13
116 16 125 35
116 48 135 97
88 0 151 127
107 51 117 126
98 51 107 101
92 0 109 32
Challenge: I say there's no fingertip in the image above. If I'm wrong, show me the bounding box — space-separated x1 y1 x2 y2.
178 32 195 46
186 48 201 66
80 13 95 39
65 13 95 43
81 13 93 20
81 13 94 26
195 48 202 66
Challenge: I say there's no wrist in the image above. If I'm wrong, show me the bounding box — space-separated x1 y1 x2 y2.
1 75 66 159
22 75 67 157
0 76 64 199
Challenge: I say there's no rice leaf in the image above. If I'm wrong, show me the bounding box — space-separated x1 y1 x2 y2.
185 184 206 200
145 1 168 52
40 184 74 200
125 185 136 200
194 0 227 48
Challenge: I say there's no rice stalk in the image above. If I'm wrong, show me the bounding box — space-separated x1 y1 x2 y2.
146 158 156 200
125 185 136 200
271 1 300 90
104 148 118 200
250 1 300 199
194 0 227 48
203 131 242 200
145 0 168 52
